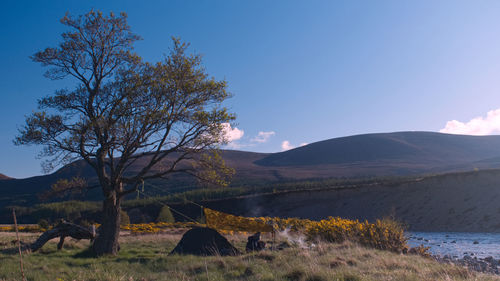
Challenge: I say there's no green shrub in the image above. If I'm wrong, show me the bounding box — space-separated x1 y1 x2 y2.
120 210 130 225
156 206 175 223
37 218 49 230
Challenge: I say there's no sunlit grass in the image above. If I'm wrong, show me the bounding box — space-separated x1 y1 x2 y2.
1 231 499 281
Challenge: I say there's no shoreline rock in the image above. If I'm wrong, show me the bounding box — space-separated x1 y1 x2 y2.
434 254 499 275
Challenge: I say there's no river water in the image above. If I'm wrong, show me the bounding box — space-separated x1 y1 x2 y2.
408 232 500 259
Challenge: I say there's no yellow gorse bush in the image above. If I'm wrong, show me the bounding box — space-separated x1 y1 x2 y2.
303 217 407 252
121 221 202 234
0 225 44 232
0 208 408 252
204 208 273 232
203 208 407 252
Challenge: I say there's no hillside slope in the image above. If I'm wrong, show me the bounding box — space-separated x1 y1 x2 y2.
256 131 500 167
204 169 500 232
4 131 500 208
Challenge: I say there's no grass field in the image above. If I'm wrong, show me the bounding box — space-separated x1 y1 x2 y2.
1 230 499 281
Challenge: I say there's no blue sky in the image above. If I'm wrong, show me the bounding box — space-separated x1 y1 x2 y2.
3 0 500 178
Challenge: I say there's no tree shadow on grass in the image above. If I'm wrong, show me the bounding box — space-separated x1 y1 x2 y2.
73 247 98 258
114 257 151 264
72 247 152 263
0 247 18 255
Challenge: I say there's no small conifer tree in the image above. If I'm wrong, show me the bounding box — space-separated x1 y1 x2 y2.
37 219 50 231
156 206 175 223
120 210 130 226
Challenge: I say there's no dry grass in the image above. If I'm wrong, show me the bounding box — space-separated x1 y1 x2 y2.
0 231 499 281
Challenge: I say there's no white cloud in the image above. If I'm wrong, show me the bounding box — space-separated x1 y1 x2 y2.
440 108 500 135
251 131 276 143
225 142 244 149
281 140 294 151
281 140 308 151
221 123 244 142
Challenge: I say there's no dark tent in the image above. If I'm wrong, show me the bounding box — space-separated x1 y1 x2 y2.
170 227 240 256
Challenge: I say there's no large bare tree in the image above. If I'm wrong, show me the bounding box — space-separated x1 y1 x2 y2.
15 10 234 256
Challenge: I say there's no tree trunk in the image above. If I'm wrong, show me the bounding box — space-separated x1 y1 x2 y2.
28 221 94 252
92 192 121 256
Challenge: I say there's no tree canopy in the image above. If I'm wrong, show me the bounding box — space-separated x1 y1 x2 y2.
15 10 235 255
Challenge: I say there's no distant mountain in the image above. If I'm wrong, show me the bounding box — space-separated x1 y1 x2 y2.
0 174 12 180
256 131 500 168
3 131 500 208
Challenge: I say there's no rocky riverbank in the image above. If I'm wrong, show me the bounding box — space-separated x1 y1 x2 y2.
435 254 500 275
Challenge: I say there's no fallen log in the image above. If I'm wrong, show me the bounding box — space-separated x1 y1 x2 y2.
28 220 95 252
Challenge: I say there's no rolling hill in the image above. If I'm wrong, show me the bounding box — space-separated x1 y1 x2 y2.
3 131 500 209
256 131 500 168
200 169 500 232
